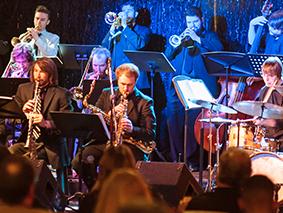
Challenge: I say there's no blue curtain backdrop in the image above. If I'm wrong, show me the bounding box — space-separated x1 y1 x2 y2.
0 0 282 51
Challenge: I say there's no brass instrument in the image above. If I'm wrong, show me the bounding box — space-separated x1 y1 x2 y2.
69 47 97 101
169 27 194 48
105 11 122 27
11 26 40 47
24 81 42 160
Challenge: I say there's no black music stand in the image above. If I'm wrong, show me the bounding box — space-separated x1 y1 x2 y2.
50 111 110 191
0 96 24 119
59 44 100 71
0 78 29 96
124 50 176 98
247 53 283 76
172 76 215 186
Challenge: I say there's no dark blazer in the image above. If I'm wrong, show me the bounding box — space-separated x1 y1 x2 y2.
95 87 156 142
14 82 72 168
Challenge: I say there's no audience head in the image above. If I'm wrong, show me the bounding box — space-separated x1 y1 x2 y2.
95 168 153 213
217 147 252 188
261 57 283 86
93 144 136 191
117 199 169 213
238 175 275 213
0 155 35 207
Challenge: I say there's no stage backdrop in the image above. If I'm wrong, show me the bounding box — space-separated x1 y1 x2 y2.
0 0 282 52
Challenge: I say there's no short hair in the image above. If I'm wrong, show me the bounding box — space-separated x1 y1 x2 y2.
261 56 283 79
29 57 58 86
217 147 251 188
268 9 283 31
11 43 35 63
0 155 34 204
185 6 203 19
35 5 50 19
115 63 140 81
121 1 136 11
92 47 111 60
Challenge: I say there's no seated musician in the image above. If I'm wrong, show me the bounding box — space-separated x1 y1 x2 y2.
9 57 73 175
2 43 35 78
84 47 110 80
254 56 283 151
72 62 156 189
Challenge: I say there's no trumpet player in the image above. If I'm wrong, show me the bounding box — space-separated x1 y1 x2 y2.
72 63 156 189
17 5 59 57
162 6 223 170
101 2 151 70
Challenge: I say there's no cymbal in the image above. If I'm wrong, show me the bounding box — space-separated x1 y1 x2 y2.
191 99 237 114
199 117 235 123
233 101 283 119
274 86 283 95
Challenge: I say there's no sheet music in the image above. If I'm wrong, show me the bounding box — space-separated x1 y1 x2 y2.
176 78 214 109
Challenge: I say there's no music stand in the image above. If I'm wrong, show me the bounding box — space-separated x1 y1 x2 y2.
124 50 176 98
0 96 24 118
172 76 214 187
59 44 100 71
247 53 283 76
50 111 110 191
0 78 29 96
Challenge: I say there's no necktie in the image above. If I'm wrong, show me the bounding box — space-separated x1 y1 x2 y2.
34 33 42 56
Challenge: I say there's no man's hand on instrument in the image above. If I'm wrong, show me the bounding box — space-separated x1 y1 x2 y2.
27 27 40 41
121 117 133 133
23 100 35 115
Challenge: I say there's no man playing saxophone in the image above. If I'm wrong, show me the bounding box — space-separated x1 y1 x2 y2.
17 5 59 57
9 57 72 176
72 62 156 189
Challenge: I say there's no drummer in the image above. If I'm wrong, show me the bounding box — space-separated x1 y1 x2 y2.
254 56 283 151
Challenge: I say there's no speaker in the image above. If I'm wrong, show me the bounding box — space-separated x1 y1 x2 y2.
31 160 66 211
136 161 203 207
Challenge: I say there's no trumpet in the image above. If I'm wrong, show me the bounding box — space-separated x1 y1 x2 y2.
104 11 121 27
169 28 193 48
11 26 40 47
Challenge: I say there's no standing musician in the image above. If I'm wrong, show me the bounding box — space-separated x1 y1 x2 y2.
9 57 73 172
13 5 59 57
84 47 111 80
101 2 151 89
72 63 156 189
248 9 283 54
162 6 223 169
254 57 283 151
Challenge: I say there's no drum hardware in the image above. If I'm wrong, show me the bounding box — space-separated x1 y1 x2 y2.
192 99 237 191
233 100 283 119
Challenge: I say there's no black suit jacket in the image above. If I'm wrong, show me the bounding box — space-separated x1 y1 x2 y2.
95 87 156 142
14 82 72 168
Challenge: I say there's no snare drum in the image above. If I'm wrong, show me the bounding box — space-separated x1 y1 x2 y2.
228 124 256 149
250 152 283 202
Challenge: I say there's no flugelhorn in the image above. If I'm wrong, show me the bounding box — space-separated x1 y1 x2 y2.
169 28 194 48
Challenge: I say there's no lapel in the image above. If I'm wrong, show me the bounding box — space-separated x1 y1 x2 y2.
127 88 139 115
42 86 56 115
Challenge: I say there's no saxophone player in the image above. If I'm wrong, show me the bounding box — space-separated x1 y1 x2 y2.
72 63 156 189
17 5 59 57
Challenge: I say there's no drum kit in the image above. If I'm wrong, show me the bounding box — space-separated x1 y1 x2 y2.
195 93 283 198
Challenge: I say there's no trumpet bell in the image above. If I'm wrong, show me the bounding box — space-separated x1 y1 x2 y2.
169 35 182 48
105 12 118 25
69 86 83 101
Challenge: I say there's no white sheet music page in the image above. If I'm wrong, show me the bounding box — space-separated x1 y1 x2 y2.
177 79 214 109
